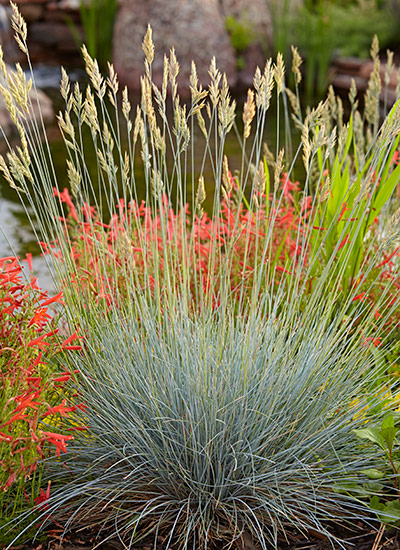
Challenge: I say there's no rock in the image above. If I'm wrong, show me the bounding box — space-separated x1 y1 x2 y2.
18 3 44 21
0 65 54 139
331 73 368 93
58 0 82 9
221 0 272 90
359 59 399 89
221 0 272 41
332 56 399 110
332 56 365 74
112 0 237 93
28 21 77 47
44 5 81 23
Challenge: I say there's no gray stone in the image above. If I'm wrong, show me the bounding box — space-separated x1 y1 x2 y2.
58 0 82 9
112 0 237 93
359 59 399 89
332 73 367 92
221 0 271 41
18 3 44 22
28 21 77 47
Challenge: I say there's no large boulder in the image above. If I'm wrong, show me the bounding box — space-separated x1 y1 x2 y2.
221 0 271 41
221 0 272 89
112 0 237 93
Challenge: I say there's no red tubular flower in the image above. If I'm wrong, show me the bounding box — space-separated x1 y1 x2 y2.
40 432 74 456
34 481 51 510
27 330 59 349
42 400 77 418
338 234 350 251
0 256 82 494
5 472 17 489
28 307 51 327
40 291 65 307
23 253 33 271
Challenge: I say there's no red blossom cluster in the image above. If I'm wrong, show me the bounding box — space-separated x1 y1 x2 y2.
50 170 400 350
52 173 311 309
0 257 82 492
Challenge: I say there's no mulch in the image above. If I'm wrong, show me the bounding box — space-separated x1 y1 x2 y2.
4 523 400 550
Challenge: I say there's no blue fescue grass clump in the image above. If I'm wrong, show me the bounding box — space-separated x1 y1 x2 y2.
27 299 387 549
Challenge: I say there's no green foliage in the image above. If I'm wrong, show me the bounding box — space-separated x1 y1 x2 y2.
309 104 400 293
354 414 400 523
0 511 47 548
328 2 397 58
225 15 254 53
269 0 293 58
225 15 255 70
270 0 398 96
66 0 118 69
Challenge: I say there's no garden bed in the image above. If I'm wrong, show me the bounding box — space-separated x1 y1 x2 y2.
6 524 400 550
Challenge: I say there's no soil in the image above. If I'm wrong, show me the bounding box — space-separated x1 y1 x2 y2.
4 523 400 550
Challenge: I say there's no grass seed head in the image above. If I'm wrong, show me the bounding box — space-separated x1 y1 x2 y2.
10 1 27 53
142 25 155 66
66 159 82 197
291 45 302 85
243 89 255 140
274 52 285 96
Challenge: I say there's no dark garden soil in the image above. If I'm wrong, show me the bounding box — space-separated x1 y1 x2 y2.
4 522 400 550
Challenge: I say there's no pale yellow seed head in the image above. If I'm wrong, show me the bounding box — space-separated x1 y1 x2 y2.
122 86 131 121
370 34 379 61
60 67 70 103
253 66 262 92
274 53 285 96
0 46 7 79
274 149 284 188
106 62 119 98
142 25 155 65
222 155 232 197
66 159 82 197
349 78 358 111
243 89 255 140
291 46 302 85
385 50 394 87
162 54 169 100
195 175 206 214
255 160 265 196
10 1 27 53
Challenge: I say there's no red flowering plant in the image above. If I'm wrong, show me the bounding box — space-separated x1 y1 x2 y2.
49 167 311 316
0 257 81 523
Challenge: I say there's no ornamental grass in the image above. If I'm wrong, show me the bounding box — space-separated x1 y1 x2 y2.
2 4 400 548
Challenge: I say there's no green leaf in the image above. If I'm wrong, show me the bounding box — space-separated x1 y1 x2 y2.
363 481 384 493
370 495 384 511
378 499 400 524
361 469 385 480
382 415 395 430
353 427 386 450
372 162 400 215
381 415 396 452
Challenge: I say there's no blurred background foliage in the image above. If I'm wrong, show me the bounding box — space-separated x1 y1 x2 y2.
268 0 400 96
